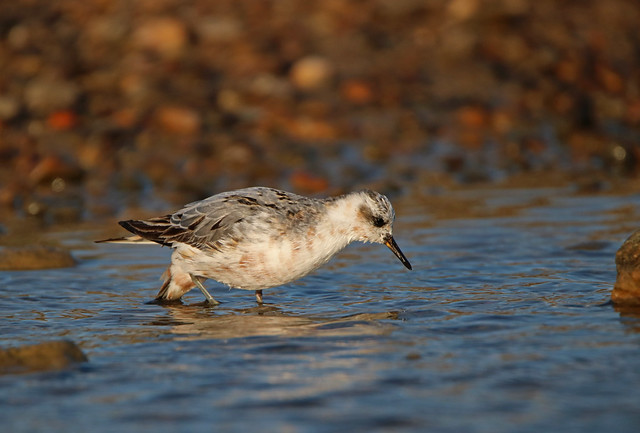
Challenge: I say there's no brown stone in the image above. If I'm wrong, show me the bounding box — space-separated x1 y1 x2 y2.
27 155 84 185
612 229 640 306
23 76 79 115
0 246 76 270
0 340 87 375
133 17 187 60
290 171 329 194
0 95 20 120
341 79 374 105
289 56 334 91
154 105 201 135
46 110 77 131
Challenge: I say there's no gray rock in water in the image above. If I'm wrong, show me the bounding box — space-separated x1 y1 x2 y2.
612 229 640 306
0 246 76 270
0 340 88 375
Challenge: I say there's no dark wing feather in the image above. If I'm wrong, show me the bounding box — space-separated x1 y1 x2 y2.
119 217 174 246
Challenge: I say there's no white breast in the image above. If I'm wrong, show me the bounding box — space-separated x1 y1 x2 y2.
171 225 353 290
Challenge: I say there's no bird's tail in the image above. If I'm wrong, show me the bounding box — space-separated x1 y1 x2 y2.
94 234 156 245
95 217 172 245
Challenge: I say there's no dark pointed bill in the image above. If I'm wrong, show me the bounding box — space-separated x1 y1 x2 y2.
384 235 412 270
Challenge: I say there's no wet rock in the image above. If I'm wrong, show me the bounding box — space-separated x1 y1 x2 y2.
6 24 31 50
566 240 610 251
289 56 334 91
612 230 640 306
0 96 20 120
196 17 242 43
447 0 480 21
341 79 374 105
0 184 19 207
406 352 422 361
46 110 77 131
454 105 491 149
133 17 188 60
0 246 76 270
27 155 84 185
23 76 79 115
290 171 329 194
118 73 150 100
0 340 87 375
154 105 201 135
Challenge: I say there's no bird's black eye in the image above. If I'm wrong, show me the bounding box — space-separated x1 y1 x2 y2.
372 217 386 227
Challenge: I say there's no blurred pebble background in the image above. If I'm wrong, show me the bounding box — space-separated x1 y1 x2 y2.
0 0 639 226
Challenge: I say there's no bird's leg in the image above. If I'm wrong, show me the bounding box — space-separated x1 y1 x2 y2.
255 290 263 304
190 274 220 305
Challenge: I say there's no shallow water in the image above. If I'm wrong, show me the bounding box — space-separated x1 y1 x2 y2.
1 186 640 433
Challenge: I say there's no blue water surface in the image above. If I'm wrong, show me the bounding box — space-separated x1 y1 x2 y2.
1 186 640 433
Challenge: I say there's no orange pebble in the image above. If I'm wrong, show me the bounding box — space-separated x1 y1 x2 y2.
47 110 76 130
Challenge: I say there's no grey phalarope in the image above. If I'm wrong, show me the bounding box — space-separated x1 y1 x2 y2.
97 187 411 304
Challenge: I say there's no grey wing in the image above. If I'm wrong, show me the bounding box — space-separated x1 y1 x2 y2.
118 200 245 249
178 187 315 243
172 194 252 248
119 187 316 249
